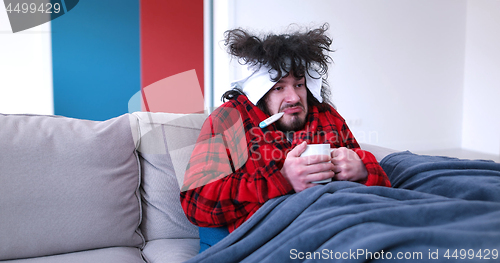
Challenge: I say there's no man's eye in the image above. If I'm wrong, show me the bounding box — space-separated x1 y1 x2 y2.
296 83 304 88
273 87 282 91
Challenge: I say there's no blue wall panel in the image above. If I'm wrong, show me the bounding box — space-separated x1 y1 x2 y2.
52 0 140 121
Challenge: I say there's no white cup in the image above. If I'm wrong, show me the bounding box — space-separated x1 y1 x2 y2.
300 144 334 184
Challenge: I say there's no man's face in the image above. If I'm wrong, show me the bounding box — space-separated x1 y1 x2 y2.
263 73 308 131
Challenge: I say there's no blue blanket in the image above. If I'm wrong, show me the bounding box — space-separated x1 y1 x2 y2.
187 152 500 262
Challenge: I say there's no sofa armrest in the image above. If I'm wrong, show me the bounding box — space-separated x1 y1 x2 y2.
359 143 400 162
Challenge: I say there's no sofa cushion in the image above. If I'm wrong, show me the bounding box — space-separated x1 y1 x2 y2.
134 112 206 241
1 247 145 263
141 239 200 263
0 113 144 261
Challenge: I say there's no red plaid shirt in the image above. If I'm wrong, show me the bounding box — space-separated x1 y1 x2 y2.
180 95 390 232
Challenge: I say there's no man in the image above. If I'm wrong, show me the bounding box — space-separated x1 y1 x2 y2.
180 24 391 236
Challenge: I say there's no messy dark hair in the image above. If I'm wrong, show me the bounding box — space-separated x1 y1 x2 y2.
222 23 334 107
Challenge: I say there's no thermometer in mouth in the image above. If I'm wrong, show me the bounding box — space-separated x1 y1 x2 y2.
259 112 285 129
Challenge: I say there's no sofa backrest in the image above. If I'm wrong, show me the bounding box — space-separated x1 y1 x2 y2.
132 112 206 241
0 113 144 261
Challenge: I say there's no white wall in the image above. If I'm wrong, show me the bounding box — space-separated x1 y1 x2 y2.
462 0 500 156
212 0 235 109
213 0 468 152
0 5 53 115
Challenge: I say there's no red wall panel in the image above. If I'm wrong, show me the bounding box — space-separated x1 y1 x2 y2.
140 0 204 112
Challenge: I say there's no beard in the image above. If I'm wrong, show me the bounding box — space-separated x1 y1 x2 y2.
258 98 308 132
275 112 307 131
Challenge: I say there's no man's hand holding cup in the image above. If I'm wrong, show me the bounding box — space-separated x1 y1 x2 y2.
331 147 368 182
280 142 335 192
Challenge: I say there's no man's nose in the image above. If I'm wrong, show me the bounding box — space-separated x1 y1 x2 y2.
284 87 300 103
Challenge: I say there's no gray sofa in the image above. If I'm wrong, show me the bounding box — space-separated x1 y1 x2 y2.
0 112 209 263
0 111 397 262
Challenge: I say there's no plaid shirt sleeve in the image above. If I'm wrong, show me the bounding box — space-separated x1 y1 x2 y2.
329 106 391 187
180 105 293 231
